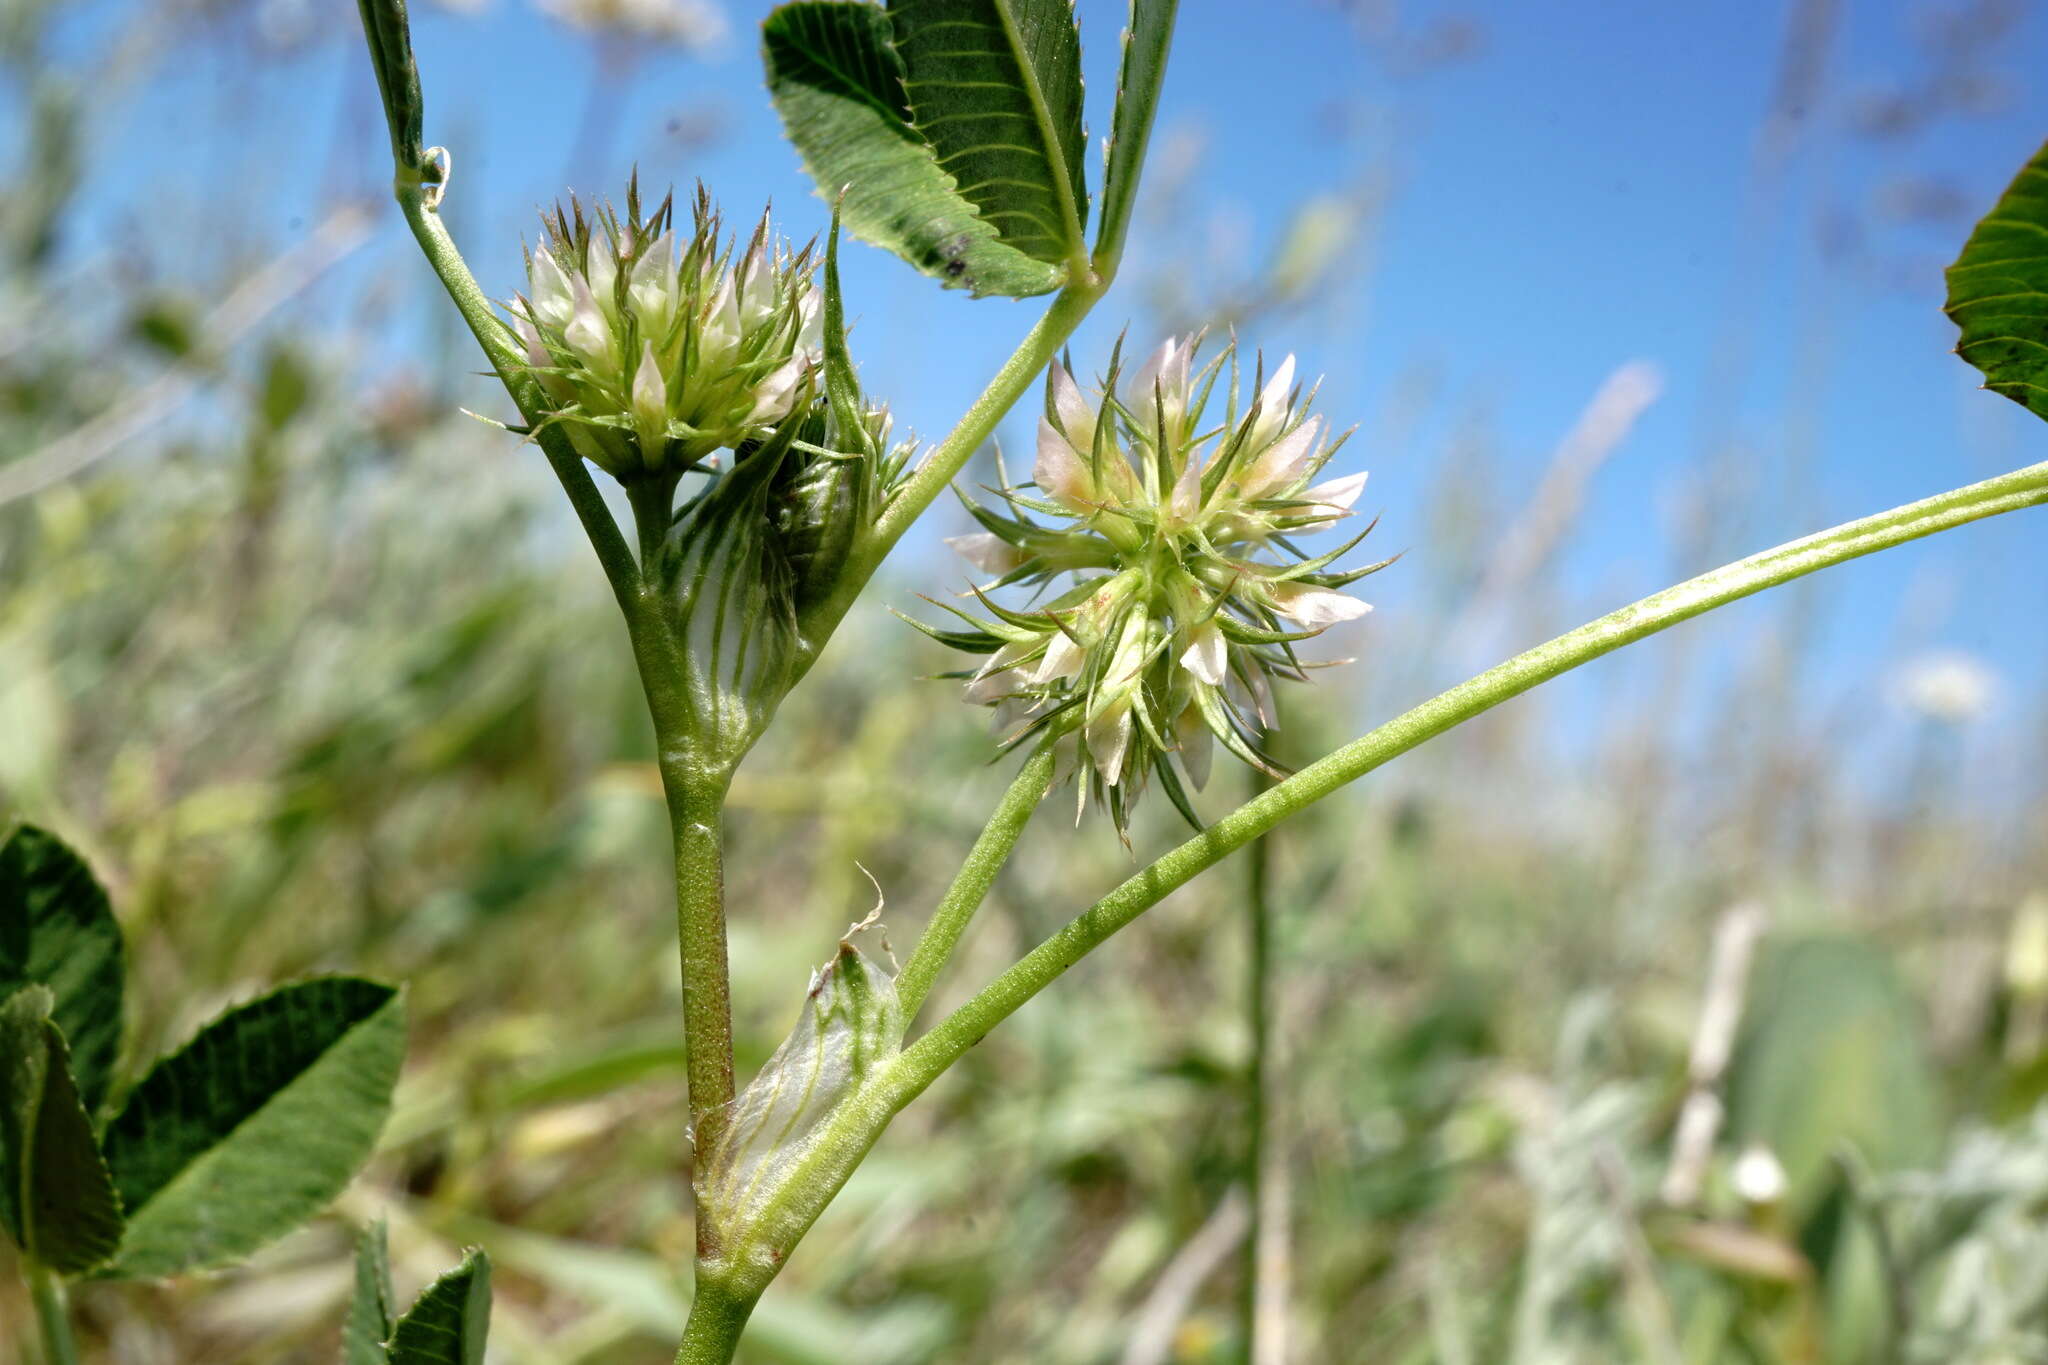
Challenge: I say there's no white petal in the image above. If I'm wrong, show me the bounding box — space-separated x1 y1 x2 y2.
628 231 676 323
565 273 614 365
511 310 549 367
1101 611 1151 688
631 342 667 429
1169 452 1205 522
1050 358 1096 454
1259 354 1296 414
1180 620 1226 685
1236 415 1324 501
1126 335 1186 435
587 233 618 309
1032 630 1085 683
1270 582 1371 630
1034 417 1093 508
529 249 575 328
964 665 1027 706
1175 707 1213 791
1300 470 1368 516
1087 699 1134 787
1294 474 1376 527
797 284 824 351
1245 353 1296 452
944 532 1023 576
748 356 805 423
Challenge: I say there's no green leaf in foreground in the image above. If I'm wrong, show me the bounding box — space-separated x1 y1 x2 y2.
343 1220 397 1365
98 977 405 1279
0 824 126 1116
888 0 1089 267
0 986 125 1274
1947 136 2048 423
763 1 1066 298
388 1248 492 1365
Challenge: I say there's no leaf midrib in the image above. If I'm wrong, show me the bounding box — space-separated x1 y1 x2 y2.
988 0 1085 269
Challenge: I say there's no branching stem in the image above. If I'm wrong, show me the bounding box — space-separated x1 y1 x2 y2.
895 459 2048 1094
897 744 1057 1023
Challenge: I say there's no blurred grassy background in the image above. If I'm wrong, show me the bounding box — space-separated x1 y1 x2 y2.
4 0 2048 1361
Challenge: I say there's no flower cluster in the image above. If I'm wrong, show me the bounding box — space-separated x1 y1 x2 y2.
508 182 821 482
923 335 1387 828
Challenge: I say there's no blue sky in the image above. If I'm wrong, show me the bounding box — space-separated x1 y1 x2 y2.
27 0 2048 784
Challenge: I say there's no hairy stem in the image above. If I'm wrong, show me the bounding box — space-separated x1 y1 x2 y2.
897 744 1057 1023
392 192 641 605
896 459 2048 1092
672 1278 758 1365
663 760 736 1174
29 1263 78 1365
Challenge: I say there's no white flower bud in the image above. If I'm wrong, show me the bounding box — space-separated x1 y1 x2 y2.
529 249 576 329
632 342 668 447
1269 580 1370 629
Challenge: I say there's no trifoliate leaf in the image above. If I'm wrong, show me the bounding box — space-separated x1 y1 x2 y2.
1947 137 2048 423
888 0 1089 267
388 1248 492 1365
763 2 1065 297
0 824 126 1117
0 986 125 1274
97 977 405 1279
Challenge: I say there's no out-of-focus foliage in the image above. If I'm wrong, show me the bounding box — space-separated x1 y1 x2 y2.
2 0 2045 1362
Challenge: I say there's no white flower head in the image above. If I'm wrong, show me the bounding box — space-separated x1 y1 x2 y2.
918 335 1383 830
504 182 823 482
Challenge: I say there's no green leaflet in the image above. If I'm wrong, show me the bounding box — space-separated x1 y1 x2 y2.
98 977 405 1279
0 824 126 1116
1096 0 1176 270
0 986 125 1274
1947 137 2048 423
387 1248 493 1365
697 935 904 1275
343 1221 397 1365
888 0 1088 267
762 2 1065 298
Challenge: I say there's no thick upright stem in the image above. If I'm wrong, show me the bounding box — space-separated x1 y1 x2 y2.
29 1263 78 1365
664 762 736 1170
673 1278 759 1365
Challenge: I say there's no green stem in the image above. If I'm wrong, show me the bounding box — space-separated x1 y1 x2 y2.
896 744 1057 1024
663 759 737 1176
357 0 638 603
393 191 642 605
896 459 2048 1093
28 1263 78 1365
795 283 1106 673
673 1277 759 1365
393 162 740 1166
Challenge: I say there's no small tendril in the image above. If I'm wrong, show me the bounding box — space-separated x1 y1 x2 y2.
843 862 896 969
420 146 451 210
